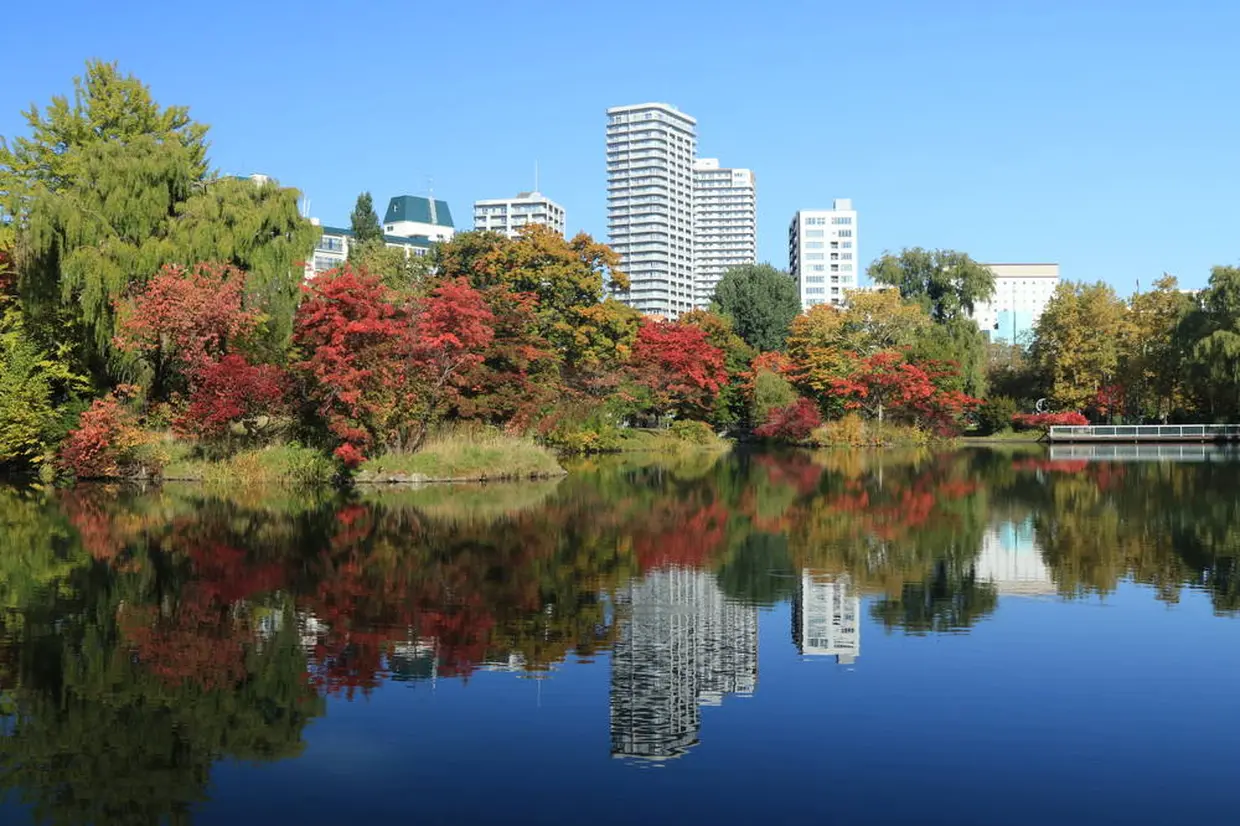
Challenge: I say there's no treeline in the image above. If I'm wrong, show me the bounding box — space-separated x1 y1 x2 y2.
0 61 1000 478
992 272 1240 424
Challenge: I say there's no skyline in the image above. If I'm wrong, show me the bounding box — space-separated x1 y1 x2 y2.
2 1 1237 291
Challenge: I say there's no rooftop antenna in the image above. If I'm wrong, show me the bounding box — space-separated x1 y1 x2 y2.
534 159 539 194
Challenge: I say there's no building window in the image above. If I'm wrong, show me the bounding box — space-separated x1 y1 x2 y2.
838 230 853 238
805 241 824 249
806 253 825 261
805 229 824 238
831 216 852 225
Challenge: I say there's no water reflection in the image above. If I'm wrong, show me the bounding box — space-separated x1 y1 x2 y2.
1 447 1239 821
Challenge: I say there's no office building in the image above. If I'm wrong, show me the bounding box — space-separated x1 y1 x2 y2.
474 191 566 237
792 571 860 664
610 568 758 762
789 200 858 310
970 263 1060 345
692 158 756 307
383 195 456 242
607 103 697 318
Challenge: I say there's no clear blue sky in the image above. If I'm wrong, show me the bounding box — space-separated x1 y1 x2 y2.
3 0 1236 291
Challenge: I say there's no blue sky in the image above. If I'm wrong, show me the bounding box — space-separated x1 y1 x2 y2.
2 0 1236 290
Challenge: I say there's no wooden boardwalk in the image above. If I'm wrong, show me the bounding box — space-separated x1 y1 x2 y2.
1046 424 1240 443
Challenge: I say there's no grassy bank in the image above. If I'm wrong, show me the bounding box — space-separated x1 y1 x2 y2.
355 429 565 483
161 443 336 487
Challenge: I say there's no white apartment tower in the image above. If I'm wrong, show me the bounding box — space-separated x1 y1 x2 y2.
789 199 858 309
473 191 566 238
607 103 697 318
692 159 756 307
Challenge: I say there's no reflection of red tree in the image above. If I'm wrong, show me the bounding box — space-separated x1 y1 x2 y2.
634 501 729 570
1012 458 1090 474
753 453 824 497
120 540 284 691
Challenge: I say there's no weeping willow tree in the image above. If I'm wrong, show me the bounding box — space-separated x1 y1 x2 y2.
0 60 316 383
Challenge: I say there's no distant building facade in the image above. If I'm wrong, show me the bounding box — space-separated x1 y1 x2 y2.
607 102 698 318
692 158 756 308
970 263 1060 344
474 191 566 238
974 519 1055 596
307 221 432 278
789 199 858 310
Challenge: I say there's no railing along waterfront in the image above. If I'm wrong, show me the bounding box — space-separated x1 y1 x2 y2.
1047 424 1240 442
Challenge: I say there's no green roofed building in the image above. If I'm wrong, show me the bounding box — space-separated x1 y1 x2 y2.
383 195 456 242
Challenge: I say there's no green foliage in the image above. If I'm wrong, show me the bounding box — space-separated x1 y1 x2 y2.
975 396 1018 435
350 238 431 293
348 191 382 246
910 316 989 398
752 368 797 425
357 427 564 481
1029 281 1129 412
711 263 801 352
669 419 717 445
0 61 314 378
867 247 996 322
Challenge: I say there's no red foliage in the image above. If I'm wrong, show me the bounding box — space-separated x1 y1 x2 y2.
634 501 730 571
629 319 727 418
755 398 822 442
293 268 494 460
177 355 289 438
114 262 259 386
829 350 978 434
750 351 795 376
1012 411 1089 430
57 395 144 478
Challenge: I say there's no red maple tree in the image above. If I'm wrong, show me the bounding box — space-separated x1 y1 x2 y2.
114 262 259 397
177 354 289 440
755 398 822 442
293 268 495 464
628 319 727 419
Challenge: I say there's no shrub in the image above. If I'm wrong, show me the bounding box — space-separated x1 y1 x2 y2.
811 413 868 447
537 402 626 455
755 398 821 443
57 395 150 479
1012 411 1089 431
177 355 289 442
976 396 1019 435
670 419 717 445
751 368 797 427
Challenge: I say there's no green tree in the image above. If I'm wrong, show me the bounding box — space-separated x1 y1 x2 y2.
1122 275 1193 421
1030 281 1130 412
868 247 995 322
711 263 801 352
348 191 383 247
0 61 315 379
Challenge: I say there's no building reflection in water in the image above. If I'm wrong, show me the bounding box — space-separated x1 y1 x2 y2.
609 568 758 762
974 518 1055 596
792 571 860 664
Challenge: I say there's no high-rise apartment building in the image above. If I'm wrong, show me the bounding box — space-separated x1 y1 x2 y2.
473 191 566 238
692 159 756 307
969 263 1060 344
606 103 697 318
788 199 858 310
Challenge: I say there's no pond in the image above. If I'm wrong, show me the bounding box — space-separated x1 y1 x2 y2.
1 446 1238 825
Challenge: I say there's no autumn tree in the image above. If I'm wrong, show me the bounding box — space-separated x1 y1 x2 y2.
1029 281 1130 413
867 248 995 322
628 319 727 422
113 262 260 400
1121 275 1193 422
711 263 801 352
293 267 494 464
682 309 756 429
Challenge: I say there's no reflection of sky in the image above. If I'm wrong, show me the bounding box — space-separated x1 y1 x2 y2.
173 583 1240 826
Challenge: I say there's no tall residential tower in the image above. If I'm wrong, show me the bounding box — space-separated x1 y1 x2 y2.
692 159 756 307
788 199 858 309
606 103 697 318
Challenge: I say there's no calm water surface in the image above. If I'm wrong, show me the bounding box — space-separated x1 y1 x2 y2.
1 446 1239 825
